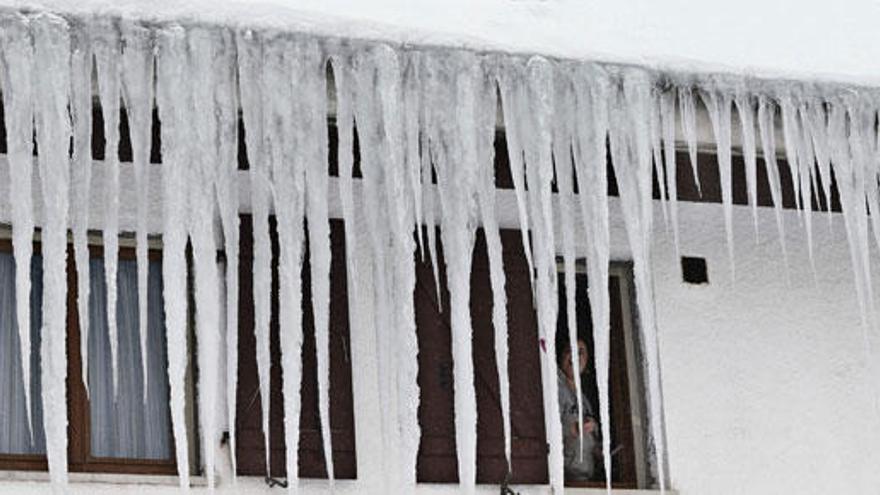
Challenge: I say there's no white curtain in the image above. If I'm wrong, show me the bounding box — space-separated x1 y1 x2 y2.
88 257 171 460
0 251 46 454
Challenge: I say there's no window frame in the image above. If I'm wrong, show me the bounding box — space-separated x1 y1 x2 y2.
556 260 651 489
0 236 180 476
412 227 654 488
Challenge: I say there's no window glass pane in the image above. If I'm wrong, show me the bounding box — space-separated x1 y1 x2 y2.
88 257 171 460
0 251 46 455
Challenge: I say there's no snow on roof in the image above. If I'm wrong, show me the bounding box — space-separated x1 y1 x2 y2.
2 0 879 87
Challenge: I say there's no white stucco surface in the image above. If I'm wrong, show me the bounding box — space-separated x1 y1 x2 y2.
652 202 880 494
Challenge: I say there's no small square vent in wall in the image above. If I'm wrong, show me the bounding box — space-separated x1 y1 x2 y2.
681 256 708 284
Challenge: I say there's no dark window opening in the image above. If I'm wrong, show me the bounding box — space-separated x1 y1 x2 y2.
555 269 641 488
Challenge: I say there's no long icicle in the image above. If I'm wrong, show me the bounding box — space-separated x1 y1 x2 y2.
32 13 72 488
236 29 275 478
120 20 154 403
659 90 681 260
425 51 481 495
0 13 36 439
92 19 122 398
475 68 512 470
388 50 420 489
155 25 192 488
757 97 790 275
610 69 667 492
701 87 736 280
734 91 760 239
551 68 586 470
211 27 241 478
497 61 536 284
780 91 817 273
300 40 336 485
188 26 223 488
572 64 613 492
69 21 93 401
265 36 308 492
523 56 565 495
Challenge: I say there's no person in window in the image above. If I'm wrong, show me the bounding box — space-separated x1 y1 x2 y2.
557 337 601 481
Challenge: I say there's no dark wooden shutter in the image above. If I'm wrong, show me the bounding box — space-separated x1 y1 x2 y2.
236 216 356 479
415 228 549 484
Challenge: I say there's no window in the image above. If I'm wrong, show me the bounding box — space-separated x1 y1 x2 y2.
0 239 176 474
234 217 357 479
413 229 648 488
555 263 646 488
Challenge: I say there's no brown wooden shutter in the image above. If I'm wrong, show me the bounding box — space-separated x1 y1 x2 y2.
235 216 356 479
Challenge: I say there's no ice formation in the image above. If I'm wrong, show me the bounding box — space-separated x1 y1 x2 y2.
120 19 154 402
32 13 71 487
155 25 193 488
0 13 36 439
6 8 880 494
92 19 122 397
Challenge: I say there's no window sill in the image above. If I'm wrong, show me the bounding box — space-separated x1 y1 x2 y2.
0 470 207 487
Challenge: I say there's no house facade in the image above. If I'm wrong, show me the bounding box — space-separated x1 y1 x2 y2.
0 5 879 495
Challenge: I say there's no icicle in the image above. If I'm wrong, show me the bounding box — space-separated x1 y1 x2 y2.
852 101 880 259
403 52 425 254
299 40 335 484
263 36 308 491
92 20 122 397
352 47 399 492
329 51 360 320
571 64 613 492
377 46 420 490
0 13 36 439
352 44 419 491
701 87 736 280
421 97 443 311
474 69 512 469
120 20 154 402
678 86 702 194
497 62 536 283
32 13 72 488
659 90 681 260
609 69 667 492
155 25 192 488
521 56 565 495
757 97 789 273
551 68 586 469
803 97 834 226
423 51 482 495
734 92 760 238
210 28 241 478
236 29 274 478
650 88 669 229
69 22 93 401
830 96 880 417
188 27 224 488
779 91 816 271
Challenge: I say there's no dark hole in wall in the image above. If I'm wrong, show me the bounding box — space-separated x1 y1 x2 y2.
681 257 708 284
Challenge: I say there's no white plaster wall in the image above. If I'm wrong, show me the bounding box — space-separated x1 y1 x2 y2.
652 202 880 494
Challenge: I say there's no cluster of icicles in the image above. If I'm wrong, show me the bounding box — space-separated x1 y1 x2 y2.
2 9 880 495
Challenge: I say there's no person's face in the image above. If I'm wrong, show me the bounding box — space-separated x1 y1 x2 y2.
563 339 589 379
